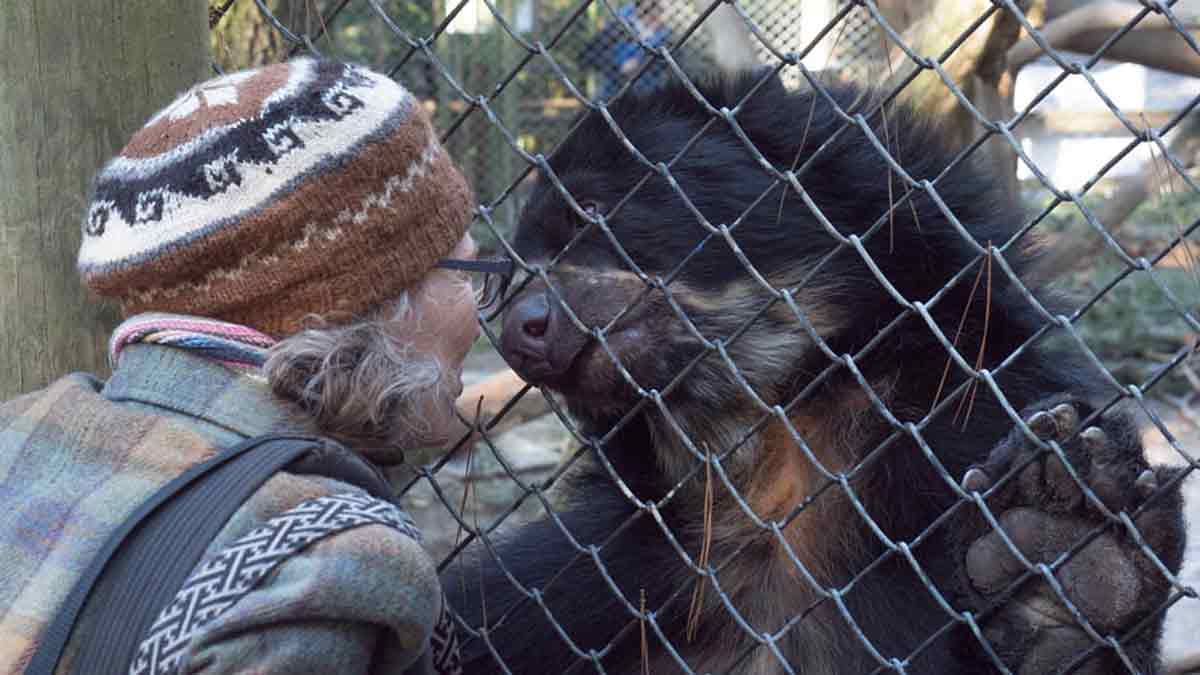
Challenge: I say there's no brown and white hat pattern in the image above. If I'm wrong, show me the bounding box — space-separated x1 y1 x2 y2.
78 57 474 337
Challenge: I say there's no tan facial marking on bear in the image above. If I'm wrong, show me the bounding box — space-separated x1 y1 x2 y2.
553 264 645 289
674 279 843 341
670 280 761 314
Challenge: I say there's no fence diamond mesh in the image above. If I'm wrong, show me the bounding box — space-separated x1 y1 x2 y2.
216 0 1197 672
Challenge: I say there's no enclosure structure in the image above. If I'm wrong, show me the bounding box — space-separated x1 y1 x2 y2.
213 0 1200 671
0 3 210 398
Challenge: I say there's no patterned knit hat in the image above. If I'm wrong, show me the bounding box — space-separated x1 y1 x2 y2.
78 57 473 337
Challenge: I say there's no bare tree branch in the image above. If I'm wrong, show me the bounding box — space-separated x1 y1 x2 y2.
890 0 1040 196
1040 108 1200 275
1008 0 1200 76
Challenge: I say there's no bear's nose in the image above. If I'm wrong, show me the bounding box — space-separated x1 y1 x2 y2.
500 291 556 381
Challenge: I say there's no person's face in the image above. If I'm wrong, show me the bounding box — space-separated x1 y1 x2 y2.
396 234 482 447
411 234 482 381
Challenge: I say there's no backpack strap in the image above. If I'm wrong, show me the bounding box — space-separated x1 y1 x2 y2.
27 434 389 675
128 492 423 675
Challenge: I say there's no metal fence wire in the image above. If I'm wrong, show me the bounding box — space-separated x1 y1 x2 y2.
229 0 1199 672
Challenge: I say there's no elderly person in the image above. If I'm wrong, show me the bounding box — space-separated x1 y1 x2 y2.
0 58 495 674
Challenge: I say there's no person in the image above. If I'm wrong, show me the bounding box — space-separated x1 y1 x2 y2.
581 0 674 100
0 57 500 674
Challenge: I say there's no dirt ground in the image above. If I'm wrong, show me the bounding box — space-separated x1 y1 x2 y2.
398 348 1200 671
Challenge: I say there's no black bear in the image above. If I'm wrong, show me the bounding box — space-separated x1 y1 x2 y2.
443 71 1186 674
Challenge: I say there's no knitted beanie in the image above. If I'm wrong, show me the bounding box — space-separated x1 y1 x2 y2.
77 57 474 337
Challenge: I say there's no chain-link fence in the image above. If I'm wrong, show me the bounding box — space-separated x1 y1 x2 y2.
213 1 892 234
216 0 1198 672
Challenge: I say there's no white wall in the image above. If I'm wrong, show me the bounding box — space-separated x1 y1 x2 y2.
1014 56 1198 190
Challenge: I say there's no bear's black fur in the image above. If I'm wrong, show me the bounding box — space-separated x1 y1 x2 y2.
441 71 1186 674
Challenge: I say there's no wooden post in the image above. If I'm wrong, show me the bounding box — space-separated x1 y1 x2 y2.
0 2 209 398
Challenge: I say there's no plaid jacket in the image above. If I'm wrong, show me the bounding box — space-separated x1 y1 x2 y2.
0 345 444 674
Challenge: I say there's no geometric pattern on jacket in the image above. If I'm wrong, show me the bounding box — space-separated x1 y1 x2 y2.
129 492 430 675
430 598 463 675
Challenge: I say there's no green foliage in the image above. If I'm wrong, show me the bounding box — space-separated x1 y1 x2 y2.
210 1 437 71
319 1 436 70
1033 188 1200 398
211 0 289 70
1073 264 1198 397
1037 189 1200 237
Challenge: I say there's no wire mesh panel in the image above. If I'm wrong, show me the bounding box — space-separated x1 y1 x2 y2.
216 0 1198 672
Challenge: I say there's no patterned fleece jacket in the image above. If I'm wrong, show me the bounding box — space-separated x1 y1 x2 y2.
0 344 446 674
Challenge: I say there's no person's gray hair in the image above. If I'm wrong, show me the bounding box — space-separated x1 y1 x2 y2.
264 293 444 457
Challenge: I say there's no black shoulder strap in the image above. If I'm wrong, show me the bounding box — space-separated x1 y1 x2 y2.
27 433 392 675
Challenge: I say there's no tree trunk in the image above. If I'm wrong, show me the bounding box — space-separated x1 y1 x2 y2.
0 2 209 399
211 0 306 72
892 0 1042 198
